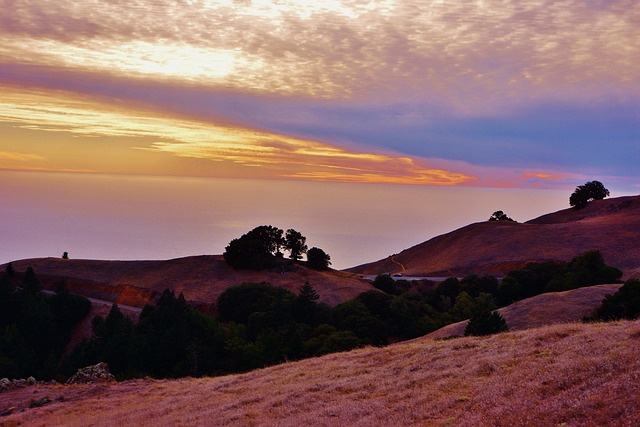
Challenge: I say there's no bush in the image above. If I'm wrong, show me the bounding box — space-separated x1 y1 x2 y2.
464 310 508 336
488 210 514 221
589 279 640 321
306 247 331 270
373 274 397 294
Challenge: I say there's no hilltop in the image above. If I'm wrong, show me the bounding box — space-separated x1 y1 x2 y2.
348 195 640 278
7 195 639 312
5 256 371 313
2 319 638 426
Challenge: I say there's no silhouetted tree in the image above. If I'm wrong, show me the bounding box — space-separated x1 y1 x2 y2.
62 252 69 259
306 247 331 270
488 210 514 222
223 225 284 270
224 226 311 269
285 229 307 260
4 263 15 279
570 180 610 209
21 266 41 295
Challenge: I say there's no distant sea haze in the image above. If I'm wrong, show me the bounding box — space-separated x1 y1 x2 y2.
1 170 571 270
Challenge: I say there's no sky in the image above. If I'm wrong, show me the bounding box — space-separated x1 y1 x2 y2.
0 1 639 266
1 0 638 189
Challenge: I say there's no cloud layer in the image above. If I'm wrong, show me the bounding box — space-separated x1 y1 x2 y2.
1 0 638 189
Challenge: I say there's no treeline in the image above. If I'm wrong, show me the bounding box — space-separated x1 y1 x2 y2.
63 250 624 379
0 249 630 381
0 265 90 380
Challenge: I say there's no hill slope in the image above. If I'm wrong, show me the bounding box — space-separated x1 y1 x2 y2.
426 283 622 339
348 195 640 278
5 256 371 312
2 319 639 426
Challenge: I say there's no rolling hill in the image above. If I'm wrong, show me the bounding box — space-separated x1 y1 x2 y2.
2 318 638 426
425 283 622 339
348 195 640 278
4 256 372 313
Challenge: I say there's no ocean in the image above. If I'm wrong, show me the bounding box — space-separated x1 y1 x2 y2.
1 170 570 270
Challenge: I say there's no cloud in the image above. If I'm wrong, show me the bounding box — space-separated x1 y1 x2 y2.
1 0 637 108
0 150 44 162
0 86 478 185
0 1 637 190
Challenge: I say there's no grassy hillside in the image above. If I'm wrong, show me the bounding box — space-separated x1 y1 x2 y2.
426 283 622 339
5 256 372 313
2 319 639 426
348 195 640 278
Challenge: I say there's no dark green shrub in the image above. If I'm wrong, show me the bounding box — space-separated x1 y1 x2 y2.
464 310 508 336
306 247 331 270
373 274 397 295
589 279 640 321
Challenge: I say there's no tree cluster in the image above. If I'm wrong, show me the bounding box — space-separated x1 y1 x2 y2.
569 180 610 209
488 211 515 222
223 226 330 271
1 248 623 381
0 265 90 380
587 279 640 321
497 250 622 305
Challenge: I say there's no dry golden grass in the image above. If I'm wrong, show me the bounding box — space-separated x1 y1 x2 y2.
427 283 623 339
8 255 372 312
2 319 639 426
350 195 640 278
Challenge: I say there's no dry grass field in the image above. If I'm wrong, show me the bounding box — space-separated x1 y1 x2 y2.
1 319 639 426
426 283 623 339
349 195 640 278
6 255 372 312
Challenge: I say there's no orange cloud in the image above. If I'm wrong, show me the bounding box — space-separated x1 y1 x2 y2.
0 150 45 163
0 86 476 186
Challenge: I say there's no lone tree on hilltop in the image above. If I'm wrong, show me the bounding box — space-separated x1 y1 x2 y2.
488 210 515 222
569 180 610 209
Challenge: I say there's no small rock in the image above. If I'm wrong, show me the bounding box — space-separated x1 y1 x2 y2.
0 378 11 391
27 376 36 386
66 362 115 384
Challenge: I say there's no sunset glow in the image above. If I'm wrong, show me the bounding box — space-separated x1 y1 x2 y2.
2 0 638 188
0 0 638 265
